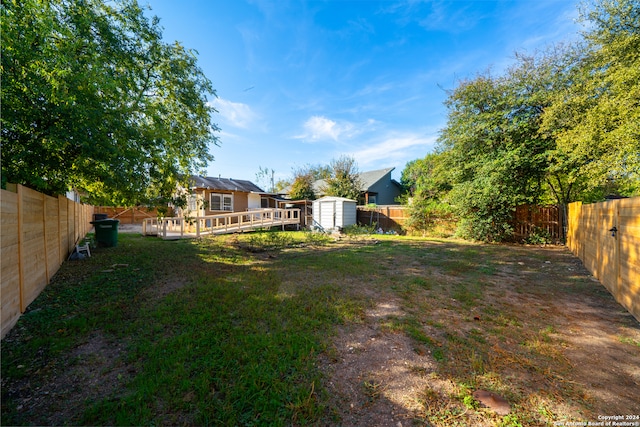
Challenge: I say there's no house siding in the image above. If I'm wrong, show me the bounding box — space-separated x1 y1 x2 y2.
366 172 402 205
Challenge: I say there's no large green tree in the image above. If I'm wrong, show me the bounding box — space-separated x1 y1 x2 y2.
1 0 218 205
322 155 362 201
404 0 639 241
540 0 640 201
437 57 553 241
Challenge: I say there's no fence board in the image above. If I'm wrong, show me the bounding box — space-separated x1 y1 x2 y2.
59 196 69 265
356 206 407 231
20 187 48 311
1 184 94 339
512 205 563 242
567 197 640 321
1 190 21 338
45 195 61 283
93 206 166 224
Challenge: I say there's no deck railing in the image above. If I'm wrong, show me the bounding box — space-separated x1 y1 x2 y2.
142 208 301 239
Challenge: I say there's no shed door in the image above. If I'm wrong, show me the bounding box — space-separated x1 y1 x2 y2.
320 201 336 229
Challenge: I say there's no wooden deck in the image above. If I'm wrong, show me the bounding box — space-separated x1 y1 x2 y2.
142 208 301 239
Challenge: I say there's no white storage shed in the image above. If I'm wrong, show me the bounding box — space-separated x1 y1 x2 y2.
312 196 357 231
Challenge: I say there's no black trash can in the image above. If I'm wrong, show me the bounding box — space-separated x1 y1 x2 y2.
93 213 108 221
91 219 120 247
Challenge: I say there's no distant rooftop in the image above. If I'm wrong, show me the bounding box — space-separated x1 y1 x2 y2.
190 176 265 193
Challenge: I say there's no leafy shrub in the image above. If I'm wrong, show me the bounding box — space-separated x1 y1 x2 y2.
247 231 294 251
304 230 332 246
405 199 457 237
523 226 552 245
342 223 377 236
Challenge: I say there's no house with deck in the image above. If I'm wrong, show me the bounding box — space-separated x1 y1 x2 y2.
143 176 299 239
183 176 278 216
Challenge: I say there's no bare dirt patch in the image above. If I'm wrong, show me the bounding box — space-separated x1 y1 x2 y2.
317 240 640 426
3 332 133 426
320 300 438 426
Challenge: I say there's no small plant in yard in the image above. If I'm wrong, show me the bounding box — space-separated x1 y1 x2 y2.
245 229 295 251
523 226 552 245
303 229 332 246
362 378 386 403
342 223 377 236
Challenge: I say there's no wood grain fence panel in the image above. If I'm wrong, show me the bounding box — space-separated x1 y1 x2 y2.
94 206 161 223
597 200 618 295
1 189 21 338
45 195 61 283
67 199 76 253
1 184 94 339
567 202 582 255
58 196 69 265
356 206 408 231
581 203 600 279
512 205 562 241
19 186 48 311
618 198 640 319
567 197 639 321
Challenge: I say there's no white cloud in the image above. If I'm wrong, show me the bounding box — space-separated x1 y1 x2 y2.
296 115 354 142
210 98 258 129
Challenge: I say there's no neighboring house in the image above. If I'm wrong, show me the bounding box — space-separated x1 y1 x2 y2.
357 167 403 205
181 176 278 217
286 167 403 205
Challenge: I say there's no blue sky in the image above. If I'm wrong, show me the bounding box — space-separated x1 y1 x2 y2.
144 0 583 187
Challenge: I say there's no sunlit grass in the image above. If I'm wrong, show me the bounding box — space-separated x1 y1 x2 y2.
1 232 629 426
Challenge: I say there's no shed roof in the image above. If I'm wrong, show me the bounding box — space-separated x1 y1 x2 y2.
314 196 357 203
190 176 264 193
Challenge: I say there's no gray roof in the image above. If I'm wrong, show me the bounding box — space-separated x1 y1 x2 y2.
315 167 395 193
358 167 395 190
189 176 264 193
281 167 397 197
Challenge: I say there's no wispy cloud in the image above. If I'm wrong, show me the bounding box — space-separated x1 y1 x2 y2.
350 131 437 167
211 98 258 129
295 115 354 142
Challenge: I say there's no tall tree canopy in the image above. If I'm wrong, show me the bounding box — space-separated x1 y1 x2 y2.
403 0 639 241
541 0 640 201
1 0 219 205
322 155 362 201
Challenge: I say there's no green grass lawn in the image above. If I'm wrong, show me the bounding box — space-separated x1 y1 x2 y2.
1 231 638 426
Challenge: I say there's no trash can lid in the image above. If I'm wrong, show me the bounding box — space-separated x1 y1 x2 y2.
91 219 120 224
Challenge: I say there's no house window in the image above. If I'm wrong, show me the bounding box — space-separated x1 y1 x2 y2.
261 197 269 208
210 193 233 211
188 195 198 211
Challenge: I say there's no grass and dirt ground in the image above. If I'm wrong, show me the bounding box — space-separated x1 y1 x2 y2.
1 230 639 426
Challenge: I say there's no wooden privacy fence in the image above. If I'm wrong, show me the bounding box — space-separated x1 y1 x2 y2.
1 184 94 339
567 197 640 321
357 205 408 231
357 204 563 240
511 205 564 242
93 206 170 224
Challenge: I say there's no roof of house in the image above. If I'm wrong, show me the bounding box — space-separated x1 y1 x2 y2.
358 167 395 191
190 176 265 193
282 167 399 197
314 167 396 193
